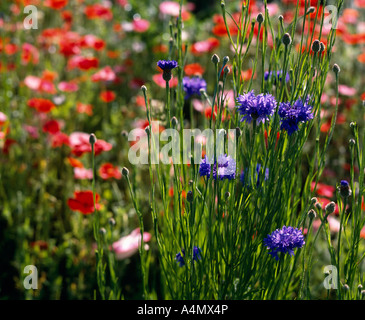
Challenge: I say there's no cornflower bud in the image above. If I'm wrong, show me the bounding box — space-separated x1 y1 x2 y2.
333 63 340 74
257 13 264 24
122 167 129 177
89 133 97 145
282 33 292 46
211 54 220 64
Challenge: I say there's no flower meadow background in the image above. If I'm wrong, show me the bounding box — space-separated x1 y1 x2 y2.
0 0 365 301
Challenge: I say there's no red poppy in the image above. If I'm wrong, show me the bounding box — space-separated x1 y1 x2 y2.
80 34 105 51
21 43 39 65
67 190 100 214
98 163 122 180
67 55 99 71
44 0 68 10
67 157 84 168
28 98 55 113
311 182 335 198
184 63 205 76
84 4 113 20
100 90 116 103
76 102 93 116
51 132 70 148
43 119 60 135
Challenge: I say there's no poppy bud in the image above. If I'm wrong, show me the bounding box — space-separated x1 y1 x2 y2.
141 85 147 93
307 6 315 14
223 56 229 65
121 130 128 138
311 197 318 205
325 202 336 214
99 228 107 236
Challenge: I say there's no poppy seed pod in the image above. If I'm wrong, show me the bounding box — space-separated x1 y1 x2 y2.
282 33 292 46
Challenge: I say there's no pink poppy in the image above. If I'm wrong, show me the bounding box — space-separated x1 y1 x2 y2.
112 228 152 260
132 19 150 33
74 167 93 180
0 112 7 125
338 85 357 96
152 73 178 88
24 125 39 139
159 1 180 16
58 81 79 92
24 75 57 94
91 66 116 82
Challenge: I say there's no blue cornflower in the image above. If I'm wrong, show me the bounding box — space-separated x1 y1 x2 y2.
236 90 277 124
157 60 178 70
199 154 236 180
183 76 207 99
264 70 290 84
175 246 202 267
240 163 269 187
263 226 305 261
339 180 351 197
278 98 314 135
157 60 178 81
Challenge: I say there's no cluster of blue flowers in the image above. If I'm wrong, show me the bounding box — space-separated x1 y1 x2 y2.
278 98 314 135
236 90 314 135
183 76 207 99
263 226 305 261
175 246 202 267
240 163 269 187
264 70 290 84
236 90 277 125
199 154 236 180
